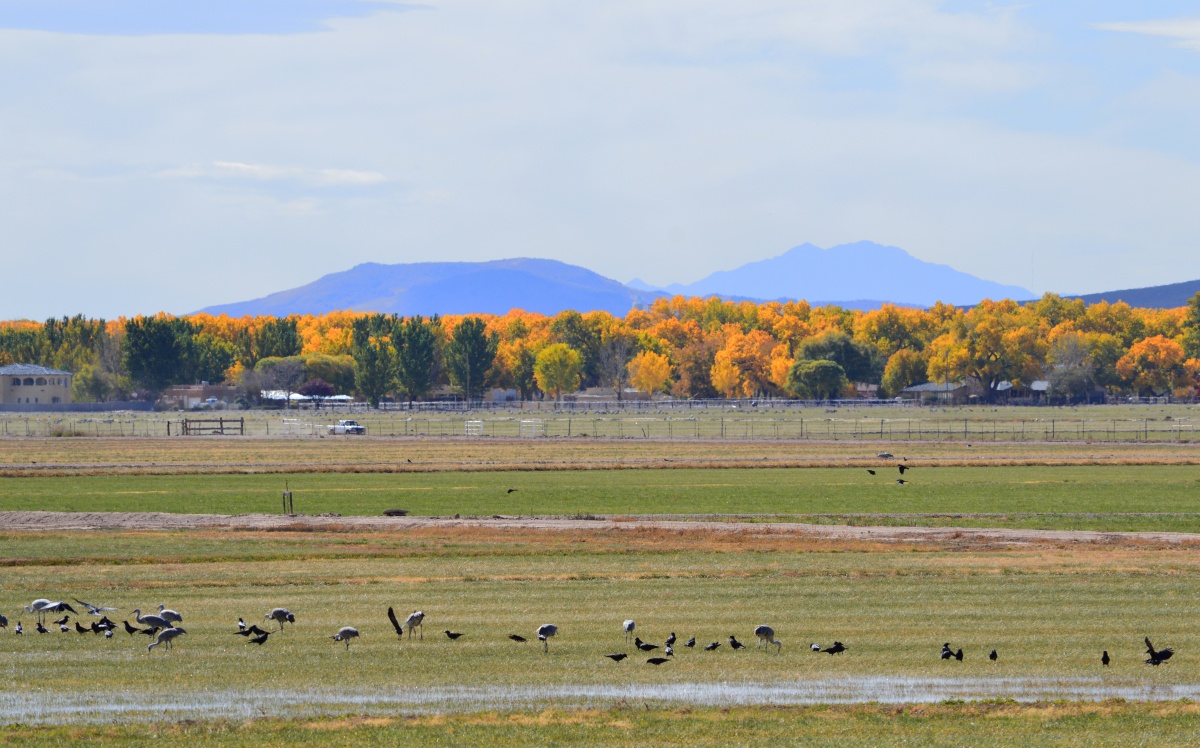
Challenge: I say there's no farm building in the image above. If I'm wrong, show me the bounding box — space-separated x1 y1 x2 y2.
0 363 73 405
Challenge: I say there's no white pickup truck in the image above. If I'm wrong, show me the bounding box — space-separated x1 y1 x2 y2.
327 419 367 435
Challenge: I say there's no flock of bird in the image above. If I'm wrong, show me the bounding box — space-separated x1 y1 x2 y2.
866 452 913 484
0 600 1174 668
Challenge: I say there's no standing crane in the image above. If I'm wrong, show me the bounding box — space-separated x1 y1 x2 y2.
330 627 360 650
623 620 635 642
537 623 558 652
754 625 782 652
147 627 187 653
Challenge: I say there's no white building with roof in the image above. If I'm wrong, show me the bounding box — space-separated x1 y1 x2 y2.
0 364 73 405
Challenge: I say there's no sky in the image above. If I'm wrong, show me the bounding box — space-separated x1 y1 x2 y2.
3 1 1200 319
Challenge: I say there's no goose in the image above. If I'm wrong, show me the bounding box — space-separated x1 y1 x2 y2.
147 627 186 653
536 623 558 652
330 626 360 650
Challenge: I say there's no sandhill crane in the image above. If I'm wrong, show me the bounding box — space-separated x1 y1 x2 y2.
25 600 76 624
537 623 558 652
147 627 186 653
444 630 463 640
72 598 117 616
131 609 171 630
330 627 360 650
157 605 183 624
605 653 627 662
623 620 635 642
646 657 669 665
403 611 425 640
729 635 746 650
754 625 782 652
265 608 294 631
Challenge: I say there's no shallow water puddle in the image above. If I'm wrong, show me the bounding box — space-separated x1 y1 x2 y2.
5 677 1200 724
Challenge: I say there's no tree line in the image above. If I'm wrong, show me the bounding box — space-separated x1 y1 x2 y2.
3 292 1200 404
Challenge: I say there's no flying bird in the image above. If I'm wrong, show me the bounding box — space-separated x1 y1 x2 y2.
72 598 117 617
896 479 908 485
646 657 670 665
444 630 464 640
877 452 894 459
866 469 876 476
605 653 627 662
898 464 909 474
1145 637 1174 666
330 627 360 650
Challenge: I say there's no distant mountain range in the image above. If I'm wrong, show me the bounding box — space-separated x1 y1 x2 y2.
198 241 1193 318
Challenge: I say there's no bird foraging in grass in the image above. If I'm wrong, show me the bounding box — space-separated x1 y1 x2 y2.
605 653 627 662
264 608 294 631
685 637 696 648
1102 651 1111 666
754 625 782 652
1145 637 1174 666
866 469 876 475
822 642 846 655
147 627 186 653
330 627 360 650
704 641 721 651
729 635 746 650
248 632 270 645
896 479 908 485
954 649 964 661
635 637 658 652
508 634 527 643
665 632 676 648
238 618 246 631
811 643 821 652
989 649 998 662
444 630 464 640
623 620 635 642
941 643 953 660
507 488 518 494
646 657 670 665
537 624 558 652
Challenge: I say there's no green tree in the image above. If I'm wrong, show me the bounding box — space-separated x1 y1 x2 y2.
194 334 237 383
123 316 196 392
534 343 582 400
797 332 884 384
302 354 356 394
234 317 303 368
786 359 849 400
549 311 602 387
71 363 113 403
881 349 927 396
351 315 397 408
395 315 440 405
445 317 499 402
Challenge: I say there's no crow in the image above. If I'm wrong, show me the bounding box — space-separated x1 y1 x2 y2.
704 641 721 651
75 622 89 635
605 653 627 662
1102 651 1111 666
878 452 894 459
954 649 964 661
444 630 464 640
238 617 246 631
685 636 696 648
1145 637 1174 666
36 623 49 634
646 657 670 665
729 635 746 650
249 632 270 645
822 641 846 655
635 637 658 652
897 479 908 485
387 607 404 638
666 632 676 647
53 615 70 626
123 620 139 636
898 464 908 475
508 634 528 643
867 469 876 475
506 488 518 494
941 643 953 660
989 649 998 662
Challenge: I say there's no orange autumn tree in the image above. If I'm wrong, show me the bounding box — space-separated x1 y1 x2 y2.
1116 335 1196 396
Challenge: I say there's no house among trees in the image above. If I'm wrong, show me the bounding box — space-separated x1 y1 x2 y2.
0 364 73 405
899 380 970 404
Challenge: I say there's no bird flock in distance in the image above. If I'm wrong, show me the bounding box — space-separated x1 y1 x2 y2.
1 601 1173 670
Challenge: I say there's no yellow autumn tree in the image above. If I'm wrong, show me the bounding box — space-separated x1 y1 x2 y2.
627 351 672 397
710 350 741 398
1116 335 1191 396
534 343 582 400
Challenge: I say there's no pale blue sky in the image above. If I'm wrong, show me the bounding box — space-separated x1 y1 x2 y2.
2 1 1199 318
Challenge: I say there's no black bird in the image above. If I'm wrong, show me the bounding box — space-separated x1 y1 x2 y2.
444 630 464 640
989 649 998 662
684 636 696 648
822 641 847 655
646 657 670 665
249 632 270 645
1102 651 1111 666
867 469 876 475
704 641 721 651
53 615 70 626
811 643 821 652
508 634 527 643
137 627 158 637
666 632 676 647
14 622 22 635
635 637 658 652
941 643 953 660
97 617 116 630
1145 637 1174 666
506 488 518 494
36 623 49 634
605 653 628 662
729 635 746 650
898 464 909 475
75 622 89 635
897 479 908 485
954 649 964 661
123 620 139 636
238 617 246 631
387 607 404 638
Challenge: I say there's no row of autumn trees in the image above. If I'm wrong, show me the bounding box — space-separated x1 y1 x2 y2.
4 293 1200 404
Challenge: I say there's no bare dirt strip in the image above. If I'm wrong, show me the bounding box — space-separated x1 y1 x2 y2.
0 510 1194 547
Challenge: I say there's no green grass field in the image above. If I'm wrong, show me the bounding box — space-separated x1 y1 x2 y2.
4 464 1200 531
1 527 1200 742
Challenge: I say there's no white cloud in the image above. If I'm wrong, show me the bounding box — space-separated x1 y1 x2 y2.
165 161 388 187
1094 17 1200 51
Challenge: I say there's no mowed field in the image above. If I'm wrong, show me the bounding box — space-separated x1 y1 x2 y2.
2 464 1200 532
3 526 1200 745
3 432 1200 744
